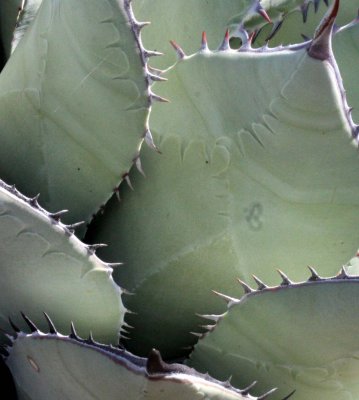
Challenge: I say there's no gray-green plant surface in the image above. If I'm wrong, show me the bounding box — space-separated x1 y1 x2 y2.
1 0 359 399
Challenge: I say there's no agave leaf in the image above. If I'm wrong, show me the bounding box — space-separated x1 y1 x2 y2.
86 2 359 357
188 271 359 400
0 179 125 344
0 0 151 228
3 319 279 400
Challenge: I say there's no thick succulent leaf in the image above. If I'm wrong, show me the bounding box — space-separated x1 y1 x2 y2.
0 179 125 344
86 4 359 357
188 271 359 400
0 0 151 227
3 321 278 400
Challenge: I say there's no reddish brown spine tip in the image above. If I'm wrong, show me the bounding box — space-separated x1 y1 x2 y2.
169 40 186 58
257 7 272 24
202 31 207 44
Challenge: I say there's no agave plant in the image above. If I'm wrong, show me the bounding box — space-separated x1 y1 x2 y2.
1 0 359 398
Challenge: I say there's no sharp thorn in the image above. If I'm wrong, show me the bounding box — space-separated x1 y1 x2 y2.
281 390 296 400
218 29 230 51
257 388 277 399
87 243 108 252
144 50 163 58
277 269 292 286
66 221 85 231
265 20 284 41
87 331 95 344
21 312 38 333
336 266 348 279
212 290 239 304
196 313 222 322
107 262 124 269
300 3 310 23
69 322 80 340
170 40 186 59
43 312 57 334
307 265 321 281
49 210 68 220
8 317 20 333
134 156 146 177
190 331 204 338
150 92 170 103
144 129 160 152
237 278 254 294
123 173 134 191
252 275 268 290
240 381 257 395
29 193 40 206
147 72 167 83
256 5 272 24
201 31 209 51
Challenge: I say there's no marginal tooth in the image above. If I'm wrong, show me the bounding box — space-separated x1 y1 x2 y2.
134 156 146 177
190 331 204 338
29 193 40 207
256 5 272 24
147 66 165 76
69 322 81 340
49 209 68 221
252 275 268 290
237 278 254 294
43 312 57 334
122 321 134 329
121 173 134 191
265 20 284 41
144 129 160 152
8 317 20 333
308 0 339 60
277 269 292 286
66 221 85 231
106 262 124 269
196 313 222 322
144 49 163 58
149 92 170 104
218 29 230 51
170 40 186 59
212 290 239 304
257 388 278 399
200 324 216 332
87 331 96 344
21 312 39 333
281 389 297 400
133 21 150 35
87 243 108 253
224 376 232 387
200 31 209 51
251 27 263 46
300 2 310 23
336 266 348 279
240 381 257 395
307 265 322 281
147 72 167 83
